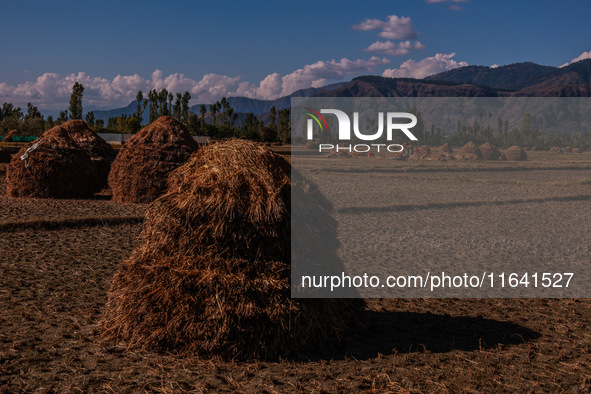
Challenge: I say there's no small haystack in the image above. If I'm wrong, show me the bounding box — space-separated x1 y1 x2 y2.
109 116 199 203
456 142 483 160
6 127 98 198
572 148 582 153
479 142 502 161
2 129 18 143
563 146 572 153
304 140 319 150
505 146 528 161
0 130 18 162
439 143 453 154
56 120 116 188
101 139 364 359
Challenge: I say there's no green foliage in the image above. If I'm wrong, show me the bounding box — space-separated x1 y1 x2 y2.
68 82 84 119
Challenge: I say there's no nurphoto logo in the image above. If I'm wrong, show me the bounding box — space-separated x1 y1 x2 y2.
305 107 418 153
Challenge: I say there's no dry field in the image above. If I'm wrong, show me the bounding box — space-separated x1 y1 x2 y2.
1 152 591 392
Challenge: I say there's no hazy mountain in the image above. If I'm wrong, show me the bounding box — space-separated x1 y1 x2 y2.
189 82 346 115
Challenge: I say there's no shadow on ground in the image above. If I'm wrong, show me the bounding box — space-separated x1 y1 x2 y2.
296 310 540 361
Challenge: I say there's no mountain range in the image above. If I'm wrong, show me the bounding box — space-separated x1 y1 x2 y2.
88 59 591 123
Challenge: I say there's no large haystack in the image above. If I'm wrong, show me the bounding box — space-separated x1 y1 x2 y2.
101 139 364 359
0 148 11 163
505 146 527 161
479 142 502 161
6 127 99 198
55 120 116 188
109 116 198 203
456 142 483 160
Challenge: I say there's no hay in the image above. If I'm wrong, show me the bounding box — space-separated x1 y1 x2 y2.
46 120 116 188
505 146 528 161
100 139 364 359
108 116 199 204
456 142 483 160
0 148 12 163
572 148 582 153
2 129 18 143
6 127 99 198
479 142 502 161
304 141 319 150
439 143 453 154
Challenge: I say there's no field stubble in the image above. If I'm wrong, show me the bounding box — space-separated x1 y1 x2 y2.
1 153 591 391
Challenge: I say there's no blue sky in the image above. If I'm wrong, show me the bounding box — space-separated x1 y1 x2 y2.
1 0 591 110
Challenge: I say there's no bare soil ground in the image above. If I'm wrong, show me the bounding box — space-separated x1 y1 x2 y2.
1 153 591 392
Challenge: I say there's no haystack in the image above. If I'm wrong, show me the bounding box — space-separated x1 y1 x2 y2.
0 148 11 163
563 146 572 153
6 127 98 198
439 143 453 154
456 142 483 160
479 142 502 160
304 141 319 150
2 129 18 143
55 120 116 188
108 116 199 203
572 147 582 153
505 146 527 161
101 139 364 359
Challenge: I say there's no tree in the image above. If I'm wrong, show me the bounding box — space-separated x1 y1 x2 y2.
57 110 68 124
181 91 191 124
85 111 96 128
173 93 182 119
68 82 84 119
135 90 146 124
278 108 290 142
148 89 158 123
269 106 277 130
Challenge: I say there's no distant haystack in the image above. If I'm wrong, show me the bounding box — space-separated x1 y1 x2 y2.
101 139 364 359
52 120 116 188
563 146 572 153
479 142 502 161
108 116 199 204
304 141 319 150
456 142 483 160
572 148 583 153
505 146 528 161
439 143 453 154
6 127 98 198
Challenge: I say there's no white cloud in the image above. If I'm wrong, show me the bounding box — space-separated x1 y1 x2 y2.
353 15 417 40
560 50 591 68
0 57 390 110
382 52 468 79
365 40 425 56
490 64 500 69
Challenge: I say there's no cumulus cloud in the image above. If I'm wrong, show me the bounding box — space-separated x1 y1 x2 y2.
0 57 390 110
237 56 390 99
365 40 425 56
490 64 500 69
560 50 591 68
353 15 417 40
448 5 463 10
382 52 468 79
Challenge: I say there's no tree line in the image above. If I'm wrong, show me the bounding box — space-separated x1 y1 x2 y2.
0 82 291 143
